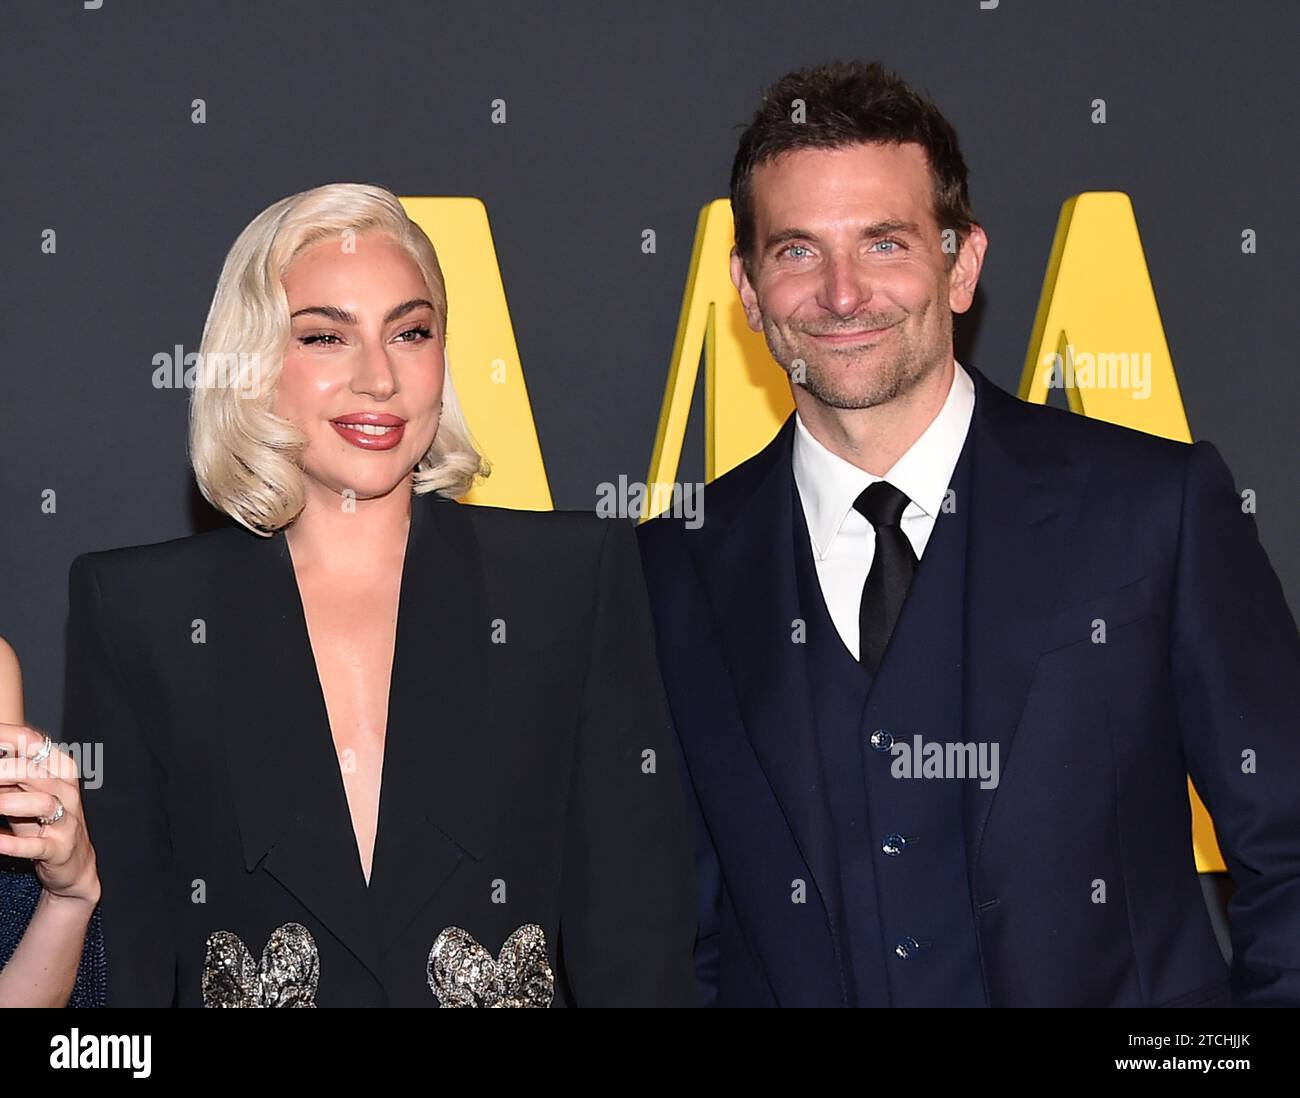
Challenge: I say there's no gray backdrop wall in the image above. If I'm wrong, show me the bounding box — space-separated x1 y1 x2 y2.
1 0 1295 733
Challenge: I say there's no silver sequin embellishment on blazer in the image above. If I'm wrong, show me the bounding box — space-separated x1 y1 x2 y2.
427 924 555 1007
202 922 320 1007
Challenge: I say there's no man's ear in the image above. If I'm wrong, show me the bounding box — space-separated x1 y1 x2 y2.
730 248 764 332
947 224 988 315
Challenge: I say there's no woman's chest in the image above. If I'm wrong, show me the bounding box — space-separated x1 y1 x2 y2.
295 578 401 747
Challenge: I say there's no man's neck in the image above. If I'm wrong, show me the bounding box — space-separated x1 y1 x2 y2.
793 357 955 476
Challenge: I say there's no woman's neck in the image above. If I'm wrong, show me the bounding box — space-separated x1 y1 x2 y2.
283 476 414 576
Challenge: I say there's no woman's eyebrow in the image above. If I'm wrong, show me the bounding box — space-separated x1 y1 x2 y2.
384 298 435 322
289 298 434 325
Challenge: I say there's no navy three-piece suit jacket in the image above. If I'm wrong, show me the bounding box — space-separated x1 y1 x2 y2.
636 365 1300 1007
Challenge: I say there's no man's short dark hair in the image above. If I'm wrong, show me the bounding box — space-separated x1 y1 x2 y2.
730 60 977 273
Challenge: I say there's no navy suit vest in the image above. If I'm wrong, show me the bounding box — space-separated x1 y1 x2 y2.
792 438 986 1006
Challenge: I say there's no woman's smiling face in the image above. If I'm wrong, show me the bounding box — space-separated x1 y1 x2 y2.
274 231 445 506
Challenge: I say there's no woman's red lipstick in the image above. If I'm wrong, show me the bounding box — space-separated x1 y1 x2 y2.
330 412 406 451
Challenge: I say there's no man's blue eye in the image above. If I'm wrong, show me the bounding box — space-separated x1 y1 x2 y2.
784 245 810 259
872 239 901 252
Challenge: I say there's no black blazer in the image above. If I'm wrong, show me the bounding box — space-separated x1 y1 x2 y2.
65 492 697 1007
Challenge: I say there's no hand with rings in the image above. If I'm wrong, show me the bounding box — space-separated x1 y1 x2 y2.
0 724 101 907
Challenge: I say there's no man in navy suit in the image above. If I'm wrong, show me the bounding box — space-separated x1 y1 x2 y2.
636 60 1300 1007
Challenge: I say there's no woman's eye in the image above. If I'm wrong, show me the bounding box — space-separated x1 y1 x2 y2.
299 333 341 346
396 325 432 342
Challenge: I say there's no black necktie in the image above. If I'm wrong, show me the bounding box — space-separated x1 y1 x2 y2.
854 481 917 673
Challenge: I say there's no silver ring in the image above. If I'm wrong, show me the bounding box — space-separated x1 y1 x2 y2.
30 735 53 766
38 797 65 827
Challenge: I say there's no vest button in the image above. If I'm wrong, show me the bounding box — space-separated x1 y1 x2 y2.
894 936 921 960
882 833 907 856
869 729 894 751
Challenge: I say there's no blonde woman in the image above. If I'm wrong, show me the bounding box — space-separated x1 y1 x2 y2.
67 183 696 1007
0 637 104 1006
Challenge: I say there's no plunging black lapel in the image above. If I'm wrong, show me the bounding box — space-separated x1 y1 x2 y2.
214 490 488 991
216 517 385 987
368 493 488 945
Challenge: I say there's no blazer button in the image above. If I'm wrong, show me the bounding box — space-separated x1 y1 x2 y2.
894 936 922 960
881 833 908 857
869 729 894 752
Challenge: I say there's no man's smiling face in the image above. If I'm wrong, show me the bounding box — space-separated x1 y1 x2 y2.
731 141 980 410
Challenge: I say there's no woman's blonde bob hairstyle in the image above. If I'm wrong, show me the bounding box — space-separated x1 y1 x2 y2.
190 182 489 535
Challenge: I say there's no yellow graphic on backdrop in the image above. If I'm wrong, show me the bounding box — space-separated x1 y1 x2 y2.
644 200 792 518
399 197 552 510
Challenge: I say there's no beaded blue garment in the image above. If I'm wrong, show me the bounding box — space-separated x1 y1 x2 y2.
0 862 106 1007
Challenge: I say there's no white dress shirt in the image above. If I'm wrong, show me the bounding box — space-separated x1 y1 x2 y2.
792 359 976 661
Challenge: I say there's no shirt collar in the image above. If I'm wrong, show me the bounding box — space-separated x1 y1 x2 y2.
792 359 975 560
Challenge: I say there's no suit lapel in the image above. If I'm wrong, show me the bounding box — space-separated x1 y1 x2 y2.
216 522 385 987
368 493 488 945
691 417 848 990
960 368 1092 886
